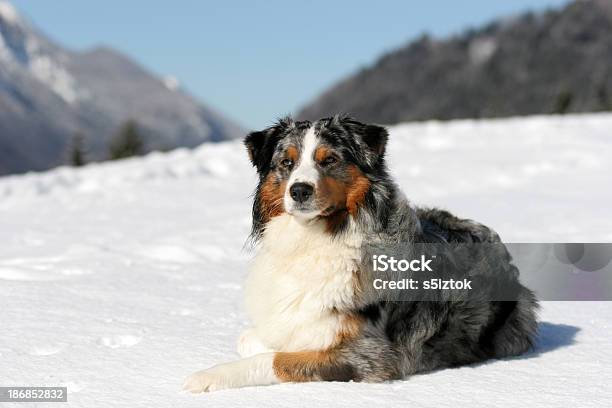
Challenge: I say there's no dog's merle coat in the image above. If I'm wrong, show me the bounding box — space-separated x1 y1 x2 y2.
183 115 538 392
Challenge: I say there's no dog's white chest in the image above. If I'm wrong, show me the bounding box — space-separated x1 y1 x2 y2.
245 214 362 351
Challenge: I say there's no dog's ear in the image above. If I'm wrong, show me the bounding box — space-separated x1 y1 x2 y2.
361 124 388 158
333 115 389 164
244 118 292 174
244 130 269 170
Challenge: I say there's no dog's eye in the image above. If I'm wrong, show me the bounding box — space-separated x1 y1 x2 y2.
320 156 338 167
281 159 294 168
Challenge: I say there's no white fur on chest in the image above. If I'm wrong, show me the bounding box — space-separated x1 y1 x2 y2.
246 214 362 351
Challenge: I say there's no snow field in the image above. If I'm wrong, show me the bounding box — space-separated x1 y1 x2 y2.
1 113 611 406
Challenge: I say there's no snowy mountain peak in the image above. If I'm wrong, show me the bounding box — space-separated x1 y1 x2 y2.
0 1 243 176
163 75 180 91
0 0 20 24
0 2 84 105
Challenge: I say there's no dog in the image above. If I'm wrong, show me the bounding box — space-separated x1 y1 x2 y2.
183 115 538 393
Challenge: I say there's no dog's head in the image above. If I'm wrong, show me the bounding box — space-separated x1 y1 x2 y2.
245 115 389 237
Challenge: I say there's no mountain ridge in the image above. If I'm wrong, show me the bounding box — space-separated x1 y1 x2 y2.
298 0 612 124
0 1 243 175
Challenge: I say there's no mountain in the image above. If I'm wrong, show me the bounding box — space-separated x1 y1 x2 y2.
0 0 243 175
298 0 612 124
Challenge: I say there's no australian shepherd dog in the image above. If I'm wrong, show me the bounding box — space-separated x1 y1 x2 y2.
184 115 538 393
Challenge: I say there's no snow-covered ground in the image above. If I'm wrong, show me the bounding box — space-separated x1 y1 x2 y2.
1 113 611 407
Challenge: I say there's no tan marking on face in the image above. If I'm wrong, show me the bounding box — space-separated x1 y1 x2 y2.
316 164 370 232
318 176 347 215
259 173 286 223
314 145 332 162
286 146 298 162
345 165 370 216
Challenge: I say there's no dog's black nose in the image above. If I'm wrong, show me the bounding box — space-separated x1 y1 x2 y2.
290 182 314 203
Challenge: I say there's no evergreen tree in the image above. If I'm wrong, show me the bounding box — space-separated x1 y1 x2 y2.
553 90 573 114
69 131 86 167
597 84 611 111
109 120 145 160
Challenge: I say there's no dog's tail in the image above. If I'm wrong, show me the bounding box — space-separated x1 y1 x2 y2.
481 287 540 358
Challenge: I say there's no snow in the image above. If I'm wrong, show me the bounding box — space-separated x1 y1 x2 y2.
0 0 19 24
0 113 611 406
163 75 180 91
0 1 84 104
469 37 497 64
28 53 81 104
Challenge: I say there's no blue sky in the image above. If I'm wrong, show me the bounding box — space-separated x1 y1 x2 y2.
13 0 570 129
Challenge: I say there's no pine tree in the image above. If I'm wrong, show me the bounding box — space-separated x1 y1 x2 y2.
553 90 573 114
109 120 145 160
69 132 86 167
597 84 611 111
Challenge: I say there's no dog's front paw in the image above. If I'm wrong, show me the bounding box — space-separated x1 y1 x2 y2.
183 367 230 393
